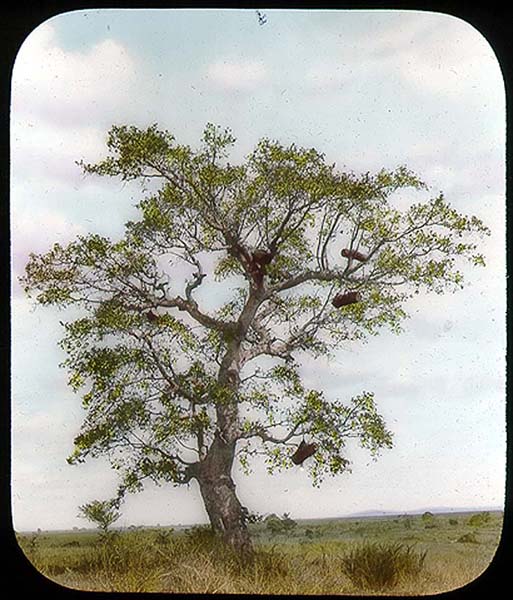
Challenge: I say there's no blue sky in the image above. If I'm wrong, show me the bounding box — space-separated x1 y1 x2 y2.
10 8 506 531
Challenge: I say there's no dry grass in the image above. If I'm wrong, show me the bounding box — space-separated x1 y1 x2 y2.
16 511 503 595
339 542 427 591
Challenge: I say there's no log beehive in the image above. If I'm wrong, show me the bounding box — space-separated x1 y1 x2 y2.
332 291 361 308
291 440 318 465
341 248 367 262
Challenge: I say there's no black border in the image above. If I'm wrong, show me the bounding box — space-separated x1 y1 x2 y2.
2 2 510 599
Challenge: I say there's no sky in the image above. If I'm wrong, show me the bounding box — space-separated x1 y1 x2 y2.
10 8 506 531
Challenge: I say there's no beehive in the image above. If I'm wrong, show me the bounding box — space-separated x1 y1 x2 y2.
332 291 361 308
291 440 318 465
341 248 367 262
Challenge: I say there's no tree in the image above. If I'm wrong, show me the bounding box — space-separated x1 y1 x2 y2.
21 123 489 557
265 514 284 536
78 499 120 540
422 511 436 529
264 512 296 536
280 512 297 533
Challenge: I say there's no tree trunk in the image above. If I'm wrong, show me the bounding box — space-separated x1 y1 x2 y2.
196 434 253 557
194 285 264 558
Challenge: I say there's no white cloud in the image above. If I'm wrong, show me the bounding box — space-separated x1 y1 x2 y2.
11 117 107 187
380 15 504 105
400 24 501 97
12 22 138 127
310 12 503 111
206 59 268 90
13 207 85 240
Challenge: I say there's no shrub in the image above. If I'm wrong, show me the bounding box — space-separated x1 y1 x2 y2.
340 542 427 591
456 532 479 544
468 512 491 528
18 533 42 567
449 518 458 526
265 513 297 536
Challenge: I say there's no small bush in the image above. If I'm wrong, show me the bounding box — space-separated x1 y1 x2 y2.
340 542 427 591
456 532 479 544
265 513 297 536
468 512 491 528
449 518 458 526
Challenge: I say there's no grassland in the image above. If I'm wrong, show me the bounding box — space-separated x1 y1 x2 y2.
16 510 503 595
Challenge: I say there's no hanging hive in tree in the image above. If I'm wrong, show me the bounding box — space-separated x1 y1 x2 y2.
247 249 273 287
291 440 318 465
341 248 367 262
332 291 361 308
146 310 159 322
252 249 273 266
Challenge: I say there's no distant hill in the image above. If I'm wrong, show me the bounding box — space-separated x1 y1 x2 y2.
342 506 503 519
16 506 504 534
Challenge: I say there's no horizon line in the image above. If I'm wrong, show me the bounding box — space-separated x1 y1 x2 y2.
13 504 504 533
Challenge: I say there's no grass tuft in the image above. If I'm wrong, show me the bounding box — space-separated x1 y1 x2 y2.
339 541 427 591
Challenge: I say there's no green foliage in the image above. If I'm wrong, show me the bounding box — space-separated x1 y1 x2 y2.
468 511 491 527
78 500 120 542
265 513 297 536
241 508 264 525
240 386 393 486
304 528 315 539
340 542 427 591
79 124 181 181
21 122 490 514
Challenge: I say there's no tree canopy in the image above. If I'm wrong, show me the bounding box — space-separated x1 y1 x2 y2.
22 122 489 512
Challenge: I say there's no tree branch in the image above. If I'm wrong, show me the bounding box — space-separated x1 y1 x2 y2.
266 267 344 295
158 294 236 333
131 430 198 466
239 416 310 445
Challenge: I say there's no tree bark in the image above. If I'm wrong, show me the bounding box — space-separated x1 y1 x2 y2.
192 271 265 557
196 434 253 557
